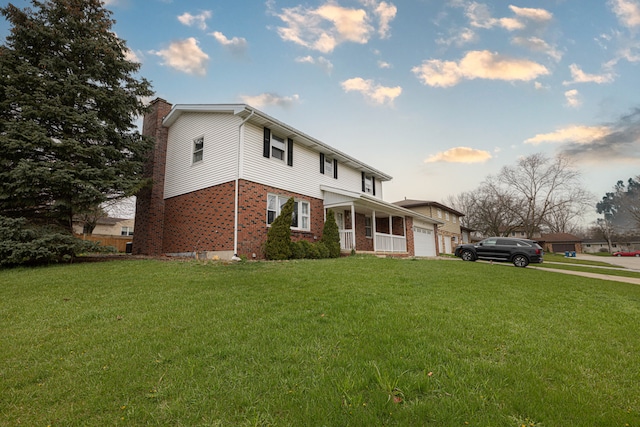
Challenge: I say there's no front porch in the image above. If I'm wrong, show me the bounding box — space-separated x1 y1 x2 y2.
322 186 412 256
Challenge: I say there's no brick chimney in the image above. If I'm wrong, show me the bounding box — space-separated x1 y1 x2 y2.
133 98 172 255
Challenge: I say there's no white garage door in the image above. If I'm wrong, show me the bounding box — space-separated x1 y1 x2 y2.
413 226 436 257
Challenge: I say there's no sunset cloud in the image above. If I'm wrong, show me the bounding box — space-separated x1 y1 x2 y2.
563 64 615 85
295 55 334 74
210 31 248 55
341 77 402 105
272 1 396 53
524 125 612 145
424 147 492 163
465 3 551 31
150 38 208 75
609 0 640 28
412 50 549 87
564 89 582 108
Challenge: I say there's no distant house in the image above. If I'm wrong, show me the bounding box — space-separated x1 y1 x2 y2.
392 199 464 254
133 99 442 259
582 237 640 253
539 233 583 253
72 217 134 237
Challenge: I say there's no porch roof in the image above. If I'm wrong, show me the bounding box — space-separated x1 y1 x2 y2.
321 186 444 225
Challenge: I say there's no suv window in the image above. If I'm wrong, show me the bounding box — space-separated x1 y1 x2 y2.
482 238 498 246
497 239 517 246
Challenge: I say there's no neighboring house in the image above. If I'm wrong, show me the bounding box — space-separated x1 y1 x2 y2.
392 199 464 254
460 226 473 244
582 237 640 253
72 217 135 237
133 99 442 260
538 233 583 253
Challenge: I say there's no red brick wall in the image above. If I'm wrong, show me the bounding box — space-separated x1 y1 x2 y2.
133 98 173 255
405 217 415 256
355 213 374 251
160 179 324 259
162 181 236 254
237 180 324 258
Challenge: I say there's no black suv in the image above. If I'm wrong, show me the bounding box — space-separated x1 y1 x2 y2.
454 237 543 267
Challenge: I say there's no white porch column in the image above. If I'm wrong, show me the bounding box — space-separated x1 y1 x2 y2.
372 210 377 252
351 204 356 250
388 216 393 251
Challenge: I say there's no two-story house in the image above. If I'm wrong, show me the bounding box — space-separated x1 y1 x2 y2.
393 199 465 254
133 99 442 260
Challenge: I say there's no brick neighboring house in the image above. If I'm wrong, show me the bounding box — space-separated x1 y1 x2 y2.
133 99 442 260
538 233 583 253
392 199 464 254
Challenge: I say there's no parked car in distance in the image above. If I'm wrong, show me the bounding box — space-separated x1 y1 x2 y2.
454 237 544 267
612 250 640 257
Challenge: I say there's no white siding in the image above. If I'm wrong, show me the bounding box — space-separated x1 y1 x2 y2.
242 122 373 199
164 112 387 201
164 113 240 199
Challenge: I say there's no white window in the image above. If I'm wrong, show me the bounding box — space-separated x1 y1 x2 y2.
453 215 457 224
267 194 310 231
271 135 286 161
437 209 442 218
365 216 372 238
445 212 450 221
364 176 373 193
324 157 333 177
121 226 133 236
193 136 204 163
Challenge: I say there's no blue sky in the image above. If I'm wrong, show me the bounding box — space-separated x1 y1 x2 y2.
2 0 640 222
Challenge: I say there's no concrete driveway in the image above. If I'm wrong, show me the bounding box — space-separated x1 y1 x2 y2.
576 253 640 271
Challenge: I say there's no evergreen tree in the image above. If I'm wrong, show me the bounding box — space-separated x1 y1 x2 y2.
0 0 153 232
321 209 341 258
264 197 294 260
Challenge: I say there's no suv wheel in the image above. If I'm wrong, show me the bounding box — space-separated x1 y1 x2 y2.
513 254 529 268
461 250 475 261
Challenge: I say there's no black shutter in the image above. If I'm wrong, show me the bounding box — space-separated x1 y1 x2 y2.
361 172 366 192
372 177 376 196
320 153 325 173
263 128 271 158
333 159 338 179
287 138 293 166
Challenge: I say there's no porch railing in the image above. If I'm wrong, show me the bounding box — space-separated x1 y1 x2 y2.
375 233 407 253
339 230 354 250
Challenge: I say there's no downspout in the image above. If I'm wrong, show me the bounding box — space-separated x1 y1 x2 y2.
232 109 255 261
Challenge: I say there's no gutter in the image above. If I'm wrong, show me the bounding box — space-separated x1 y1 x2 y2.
232 108 255 261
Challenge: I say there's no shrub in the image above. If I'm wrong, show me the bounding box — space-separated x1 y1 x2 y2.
320 209 341 258
264 197 294 260
291 240 313 259
0 216 100 267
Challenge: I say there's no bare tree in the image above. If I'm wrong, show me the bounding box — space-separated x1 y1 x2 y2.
592 218 617 253
498 153 592 238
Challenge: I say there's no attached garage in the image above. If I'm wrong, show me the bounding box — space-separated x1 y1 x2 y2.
413 223 437 257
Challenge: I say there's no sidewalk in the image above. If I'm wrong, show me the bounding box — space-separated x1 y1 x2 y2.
529 259 640 285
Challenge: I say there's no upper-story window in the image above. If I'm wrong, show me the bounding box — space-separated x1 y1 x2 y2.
437 208 442 218
445 212 450 221
263 127 293 166
362 172 376 195
320 153 338 179
453 215 457 224
267 194 310 231
193 136 204 163
121 226 134 236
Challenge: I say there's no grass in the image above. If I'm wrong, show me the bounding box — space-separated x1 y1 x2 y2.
1 257 640 426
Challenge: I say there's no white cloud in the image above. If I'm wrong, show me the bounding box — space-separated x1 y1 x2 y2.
210 31 248 55
273 1 395 53
564 89 581 108
295 55 334 74
609 0 640 28
563 64 615 85
177 11 212 30
437 27 477 47
464 3 551 32
512 36 562 61
412 50 549 87
150 38 208 75
124 48 141 63
377 60 392 69
239 93 300 108
341 77 402 106
425 147 492 163
524 125 612 145
508 5 553 22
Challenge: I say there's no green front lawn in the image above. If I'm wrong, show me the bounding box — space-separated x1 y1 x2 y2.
1 257 639 426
